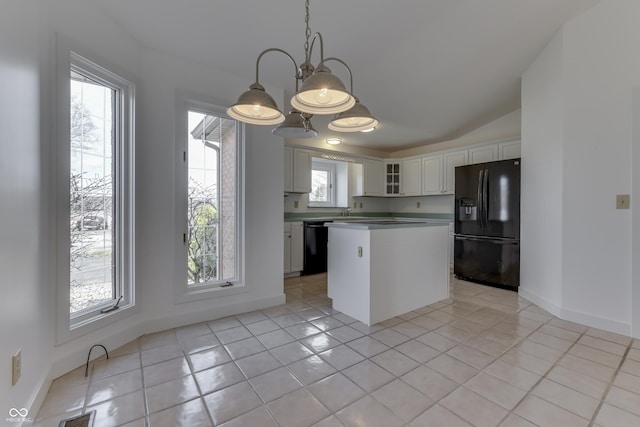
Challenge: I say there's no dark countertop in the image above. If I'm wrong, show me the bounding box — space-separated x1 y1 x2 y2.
326 219 449 230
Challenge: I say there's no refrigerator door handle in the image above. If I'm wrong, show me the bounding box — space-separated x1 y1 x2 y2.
482 168 489 227
454 235 519 244
455 235 483 242
477 169 484 228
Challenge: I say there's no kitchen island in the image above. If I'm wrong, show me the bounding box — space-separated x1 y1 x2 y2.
326 220 450 326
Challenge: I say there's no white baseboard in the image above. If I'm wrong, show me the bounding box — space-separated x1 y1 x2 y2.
519 288 631 336
140 293 286 335
20 376 51 427
517 288 563 318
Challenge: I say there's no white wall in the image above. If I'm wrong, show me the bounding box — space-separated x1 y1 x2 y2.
0 0 286 414
134 48 285 334
41 0 148 380
560 0 637 334
0 0 51 413
522 0 640 336
284 191 391 215
519 29 565 314
633 90 640 337
389 195 454 215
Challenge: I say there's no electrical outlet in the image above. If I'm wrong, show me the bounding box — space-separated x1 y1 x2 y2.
359 202 363 208
353 202 357 209
12 350 21 386
416 201 421 208
294 200 299 208
616 194 630 209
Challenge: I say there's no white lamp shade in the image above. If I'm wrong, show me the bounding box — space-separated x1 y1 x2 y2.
291 65 355 115
227 83 285 125
328 100 379 132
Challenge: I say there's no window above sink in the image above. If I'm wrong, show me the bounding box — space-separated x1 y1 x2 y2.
309 157 349 208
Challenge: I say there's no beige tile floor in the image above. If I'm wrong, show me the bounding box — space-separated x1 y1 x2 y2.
35 275 640 427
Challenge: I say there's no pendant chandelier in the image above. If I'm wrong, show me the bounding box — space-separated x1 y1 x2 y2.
227 0 379 138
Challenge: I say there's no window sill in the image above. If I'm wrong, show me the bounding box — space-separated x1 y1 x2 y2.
70 302 135 331
57 303 139 346
174 282 247 304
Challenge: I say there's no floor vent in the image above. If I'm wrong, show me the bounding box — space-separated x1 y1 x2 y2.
58 411 95 427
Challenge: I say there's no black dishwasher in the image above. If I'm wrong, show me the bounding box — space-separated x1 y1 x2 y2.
303 221 332 275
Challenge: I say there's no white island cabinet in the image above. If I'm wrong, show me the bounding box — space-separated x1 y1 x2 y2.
326 221 450 326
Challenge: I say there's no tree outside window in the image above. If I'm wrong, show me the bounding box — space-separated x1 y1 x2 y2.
69 75 115 314
186 111 238 286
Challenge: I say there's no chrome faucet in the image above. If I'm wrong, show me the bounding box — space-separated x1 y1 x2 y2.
343 207 352 217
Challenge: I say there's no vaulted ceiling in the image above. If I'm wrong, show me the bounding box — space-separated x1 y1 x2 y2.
94 0 600 151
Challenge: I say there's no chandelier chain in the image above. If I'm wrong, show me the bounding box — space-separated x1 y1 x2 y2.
304 0 311 59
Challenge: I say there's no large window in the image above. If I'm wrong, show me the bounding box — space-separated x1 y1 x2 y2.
184 107 242 289
59 51 135 333
69 71 115 313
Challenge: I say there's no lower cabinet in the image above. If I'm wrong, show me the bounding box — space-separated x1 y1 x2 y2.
284 222 303 275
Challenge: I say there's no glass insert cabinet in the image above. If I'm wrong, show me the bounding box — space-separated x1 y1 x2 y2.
385 162 401 195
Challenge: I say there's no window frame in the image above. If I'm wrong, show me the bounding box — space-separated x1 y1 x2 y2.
174 94 246 303
309 159 337 208
54 39 136 344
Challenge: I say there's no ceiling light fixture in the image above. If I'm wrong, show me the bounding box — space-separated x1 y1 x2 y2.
326 137 342 145
329 97 380 132
227 0 378 137
272 109 318 138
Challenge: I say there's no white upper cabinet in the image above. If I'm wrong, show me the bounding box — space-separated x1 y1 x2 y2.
421 155 444 195
293 149 312 193
443 150 468 194
384 161 401 196
499 140 521 160
402 158 422 196
467 140 521 163
352 159 383 197
382 158 421 196
284 147 312 193
422 150 468 195
468 145 498 164
362 159 384 196
384 160 402 196
285 139 520 197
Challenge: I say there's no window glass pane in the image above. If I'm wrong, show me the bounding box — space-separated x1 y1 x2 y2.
69 77 115 314
310 170 329 202
187 111 238 285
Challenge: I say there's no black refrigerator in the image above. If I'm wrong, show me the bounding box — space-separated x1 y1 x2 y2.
454 158 521 290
